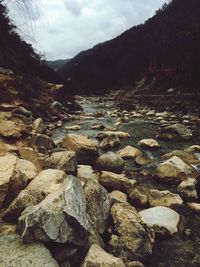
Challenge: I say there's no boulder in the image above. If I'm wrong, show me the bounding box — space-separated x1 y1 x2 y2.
2 169 66 221
100 135 120 149
90 123 105 130
0 120 25 138
0 154 37 208
139 206 181 236
96 131 130 140
45 151 77 175
155 156 198 184
149 189 183 208
29 134 55 152
135 155 152 166
110 190 127 203
187 202 200 213
138 139 160 149
177 178 198 201
0 141 18 156
117 145 142 159
62 134 99 165
81 244 126 267
32 118 45 133
96 152 124 174
18 176 88 245
108 203 154 262
77 165 99 183
84 179 111 234
162 150 199 165
0 224 59 267
158 123 192 140
99 171 136 193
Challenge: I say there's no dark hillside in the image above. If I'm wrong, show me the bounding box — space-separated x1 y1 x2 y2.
0 3 62 83
59 0 200 94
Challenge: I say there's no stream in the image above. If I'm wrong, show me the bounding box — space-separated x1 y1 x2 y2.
53 97 200 267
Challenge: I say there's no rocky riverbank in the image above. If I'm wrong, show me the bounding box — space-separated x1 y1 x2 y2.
1 89 200 266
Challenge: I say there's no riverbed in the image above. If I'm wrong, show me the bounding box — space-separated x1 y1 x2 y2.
53 97 200 267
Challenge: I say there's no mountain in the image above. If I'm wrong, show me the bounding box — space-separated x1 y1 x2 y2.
45 59 71 71
0 3 62 84
59 0 200 95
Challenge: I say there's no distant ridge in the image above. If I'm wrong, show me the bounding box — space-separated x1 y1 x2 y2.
45 59 71 71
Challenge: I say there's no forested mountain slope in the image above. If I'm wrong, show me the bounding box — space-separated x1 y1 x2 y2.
59 0 200 95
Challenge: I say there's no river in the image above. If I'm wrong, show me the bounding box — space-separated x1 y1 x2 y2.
53 97 200 267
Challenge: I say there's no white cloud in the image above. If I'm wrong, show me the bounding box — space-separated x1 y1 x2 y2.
8 0 166 60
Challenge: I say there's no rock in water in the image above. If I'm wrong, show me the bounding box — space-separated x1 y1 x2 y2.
139 206 180 236
158 123 192 140
96 152 124 174
177 178 198 201
155 156 198 184
18 176 88 245
32 118 45 133
99 171 136 193
2 169 66 221
108 203 154 262
117 145 142 159
138 139 160 149
84 179 111 234
62 134 99 165
45 150 77 175
100 134 120 149
81 244 126 267
0 224 59 267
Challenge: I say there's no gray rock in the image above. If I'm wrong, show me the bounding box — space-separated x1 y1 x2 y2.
100 135 120 149
32 118 45 133
18 176 88 245
0 224 59 267
96 152 124 174
158 123 192 140
29 134 55 152
177 178 198 201
84 179 111 234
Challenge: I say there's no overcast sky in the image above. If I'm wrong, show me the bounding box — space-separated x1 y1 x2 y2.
8 0 166 60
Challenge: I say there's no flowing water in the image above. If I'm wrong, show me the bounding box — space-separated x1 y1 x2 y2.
53 97 200 267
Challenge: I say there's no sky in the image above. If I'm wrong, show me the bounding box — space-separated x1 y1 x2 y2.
8 0 166 60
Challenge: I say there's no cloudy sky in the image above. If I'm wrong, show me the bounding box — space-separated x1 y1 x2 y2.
8 0 166 60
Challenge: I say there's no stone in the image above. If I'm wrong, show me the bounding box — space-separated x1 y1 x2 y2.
185 145 200 153
110 190 127 203
155 112 169 118
90 123 105 130
128 189 148 208
0 154 37 208
149 189 183 208
158 123 192 140
135 155 152 166
13 106 32 117
0 141 18 156
126 262 145 267
62 134 99 165
29 134 55 152
65 125 81 131
117 145 142 159
99 171 136 193
96 152 124 174
45 151 77 175
18 176 88 245
162 150 199 165
0 120 25 138
100 135 120 149
19 146 45 172
108 203 154 262
84 179 111 234
2 169 66 221
0 224 59 267
177 178 198 201
187 202 200 213
81 244 126 267
138 139 160 149
139 206 181 236
32 118 45 133
96 131 130 140
77 165 99 183
155 156 198 184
